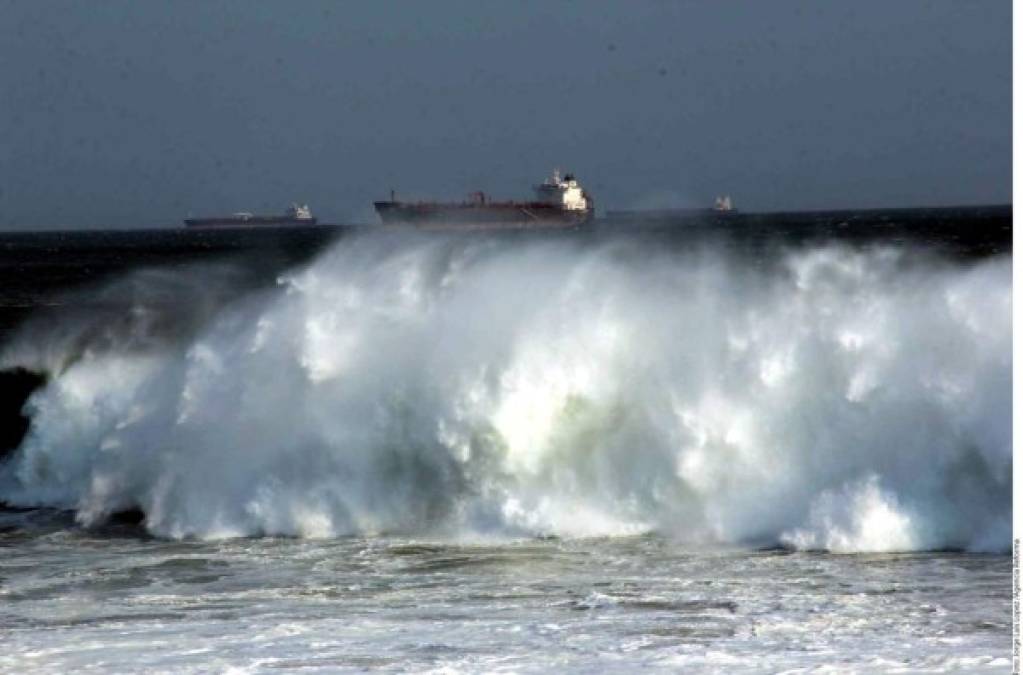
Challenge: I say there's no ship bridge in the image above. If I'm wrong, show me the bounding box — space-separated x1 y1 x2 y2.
534 170 592 212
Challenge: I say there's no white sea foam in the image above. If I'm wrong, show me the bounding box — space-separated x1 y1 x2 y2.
0 233 1011 550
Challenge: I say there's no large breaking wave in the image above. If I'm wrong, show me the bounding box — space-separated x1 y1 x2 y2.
0 232 1011 551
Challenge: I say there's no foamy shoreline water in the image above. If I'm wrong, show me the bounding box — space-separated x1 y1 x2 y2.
0 515 1010 674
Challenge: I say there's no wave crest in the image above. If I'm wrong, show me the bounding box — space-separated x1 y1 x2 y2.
0 233 1011 550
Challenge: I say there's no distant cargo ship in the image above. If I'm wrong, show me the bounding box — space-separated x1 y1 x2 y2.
606 196 738 221
374 170 595 228
184 204 317 228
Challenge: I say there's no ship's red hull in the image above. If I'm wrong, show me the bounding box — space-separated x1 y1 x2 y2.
374 201 592 228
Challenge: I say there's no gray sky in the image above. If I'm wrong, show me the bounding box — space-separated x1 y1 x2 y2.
0 0 1011 228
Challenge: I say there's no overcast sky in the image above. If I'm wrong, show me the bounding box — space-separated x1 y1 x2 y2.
0 1 1011 228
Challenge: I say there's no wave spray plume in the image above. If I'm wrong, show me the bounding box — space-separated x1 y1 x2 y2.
0 232 1010 551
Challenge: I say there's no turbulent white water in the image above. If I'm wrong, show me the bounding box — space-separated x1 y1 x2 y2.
0 233 1011 551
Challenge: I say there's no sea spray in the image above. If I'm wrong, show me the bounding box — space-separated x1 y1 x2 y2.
0 232 1011 550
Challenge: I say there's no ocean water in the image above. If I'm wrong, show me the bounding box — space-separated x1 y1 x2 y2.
0 230 1012 671
0 513 1010 673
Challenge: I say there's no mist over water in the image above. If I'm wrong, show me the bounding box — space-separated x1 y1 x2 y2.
0 232 1011 551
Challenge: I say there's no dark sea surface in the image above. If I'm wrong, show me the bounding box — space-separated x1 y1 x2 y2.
0 208 1011 672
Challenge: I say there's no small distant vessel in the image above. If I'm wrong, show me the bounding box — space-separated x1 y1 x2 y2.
184 204 317 228
606 195 738 221
714 195 735 212
374 170 595 228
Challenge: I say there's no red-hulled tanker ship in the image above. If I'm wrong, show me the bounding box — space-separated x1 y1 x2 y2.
374 170 595 228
